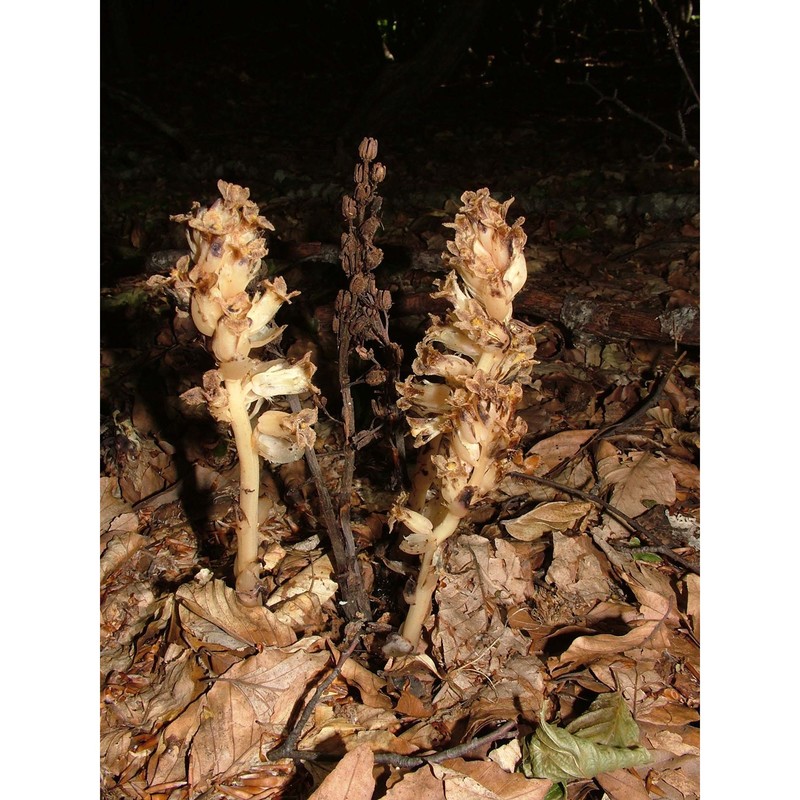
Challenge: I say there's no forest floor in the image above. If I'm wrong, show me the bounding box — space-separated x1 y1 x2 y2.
101 55 700 800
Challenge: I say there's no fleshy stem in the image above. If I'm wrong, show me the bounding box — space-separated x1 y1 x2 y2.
399 510 460 645
224 377 261 586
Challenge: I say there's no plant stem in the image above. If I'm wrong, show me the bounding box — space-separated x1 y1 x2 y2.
224 377 262 605
399 509 462 647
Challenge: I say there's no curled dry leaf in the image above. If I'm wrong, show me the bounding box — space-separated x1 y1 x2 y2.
382 757 552 800
265 554 338 610
177 577 296 649
553 619 668 674
526 429 596 472
503 500 595 541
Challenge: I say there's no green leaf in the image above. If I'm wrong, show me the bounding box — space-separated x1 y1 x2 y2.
543 783 566 800
520 693 650 783
631 551 663 564
564 692 641 746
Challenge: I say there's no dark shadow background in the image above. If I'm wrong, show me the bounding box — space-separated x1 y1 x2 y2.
101 0 699 284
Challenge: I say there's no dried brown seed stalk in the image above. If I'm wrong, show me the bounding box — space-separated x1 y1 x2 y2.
330 137 404 620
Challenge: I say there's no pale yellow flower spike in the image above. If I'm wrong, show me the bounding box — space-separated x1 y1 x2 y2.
394 189 539 649
171 181 317 607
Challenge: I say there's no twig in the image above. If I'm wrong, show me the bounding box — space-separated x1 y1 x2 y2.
544 353 687 480
267 625 364 761
649 0 700 105
507 471 698 575
578 78 699 160
287 395 371 621
268 621 517 767
277 719 518 767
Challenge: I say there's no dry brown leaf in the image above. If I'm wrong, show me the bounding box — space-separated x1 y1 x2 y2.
546 531 614 609
101 476 134 531
595 767 651 800
266 553 338 609
596 444 676 518
396 688 435 718
663 456 700 490
177 577 296 649
380 764 447 800
380 758 552 800
437 758 552 799
189 641 329 791
503 501 594 541
300 703 403 751
683 573 699 641
527 429 596 473
624 564 680 625
100 529 148 583
554 619 666 672
307 744 376 800
146 693 205 787
338 652 393 711
637 702 701 728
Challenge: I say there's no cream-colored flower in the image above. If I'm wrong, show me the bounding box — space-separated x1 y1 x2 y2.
249 353 318 400
411 343 474 382
254 407 317 464
395 379 451 414
247 277 298 346
443 188 528 322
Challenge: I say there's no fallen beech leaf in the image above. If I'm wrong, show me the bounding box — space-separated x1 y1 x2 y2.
555 620 664 670
504 501 594 541
527 430 596 473
380 764 446 800
521 694 650 782
307 744 375 800
101 476 134 530
595 767 651 800
438 758 553 799
189 642 329 789
596 446 676 518
338 654 392 710
545 531 614 611
147 694 204 787
177 577 296 648
100 530 148 583
266 554 338 609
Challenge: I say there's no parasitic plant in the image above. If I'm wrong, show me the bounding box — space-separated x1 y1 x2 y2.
171 181 318 606
390 188 538 648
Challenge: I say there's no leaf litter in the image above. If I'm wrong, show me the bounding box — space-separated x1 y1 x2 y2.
102 155 699 800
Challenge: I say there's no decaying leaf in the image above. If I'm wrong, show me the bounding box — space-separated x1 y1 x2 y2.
520 693 650 782
382 757 552 800
177 577 296 649
503 501 594 541
595 443 676 518
189 640 330 790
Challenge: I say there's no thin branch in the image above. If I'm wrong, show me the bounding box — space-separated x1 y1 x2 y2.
267 625 365 761
578 78 699 160
287 394 372 621
649 0 700 105
276 719 518 768
544 353 687 481
267 623 518 768
507 471 698 575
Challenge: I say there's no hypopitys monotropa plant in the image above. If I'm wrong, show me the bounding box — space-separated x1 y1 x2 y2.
390 188 538 649
171 180 318 606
